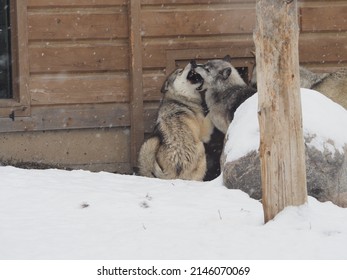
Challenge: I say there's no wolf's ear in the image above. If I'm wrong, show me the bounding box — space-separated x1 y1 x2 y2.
220 67 232 80
160 79 169 94
223 55 232 63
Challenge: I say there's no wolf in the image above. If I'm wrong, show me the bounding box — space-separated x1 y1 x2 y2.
250 64 347 109
250 65 329 89
191 56 257 134
137 62 213 181
311 68 347 109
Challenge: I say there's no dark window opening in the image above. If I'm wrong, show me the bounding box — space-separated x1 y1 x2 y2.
0 0 12 99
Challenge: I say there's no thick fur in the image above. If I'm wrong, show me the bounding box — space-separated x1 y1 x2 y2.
192 56 257 134
298 66 329 89
250 65 347 109
138 63 213 181
311 68 347 109
250 65 329 89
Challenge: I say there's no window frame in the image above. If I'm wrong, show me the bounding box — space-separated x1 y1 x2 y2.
0 0 30 118
0 0 12 99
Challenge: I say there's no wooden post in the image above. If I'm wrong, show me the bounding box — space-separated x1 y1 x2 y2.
254 0 307 222
128 0 144 171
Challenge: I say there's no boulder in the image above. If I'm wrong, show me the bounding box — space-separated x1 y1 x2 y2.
222 142 347 208
222 89 347 207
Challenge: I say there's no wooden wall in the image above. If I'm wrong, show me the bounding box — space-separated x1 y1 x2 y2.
0 0 346 173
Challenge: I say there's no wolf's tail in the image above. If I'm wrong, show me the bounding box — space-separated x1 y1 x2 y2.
138 137 164 178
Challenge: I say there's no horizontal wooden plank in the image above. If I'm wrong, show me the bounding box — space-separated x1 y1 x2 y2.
0 160 131 174
142 32 347 69
28 0 127 7
29 44 129 73
143 71 166 101
28 11 128 40
299 33 347 63
141 0 256 4
141 8 255 37
0 100 31 118
0 103 130 133
30 73 129 105
0 128 131 173
28 70 173 105
142 37 255 68
301 5 347 31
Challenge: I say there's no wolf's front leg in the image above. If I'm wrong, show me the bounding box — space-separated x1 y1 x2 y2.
200 113 214 143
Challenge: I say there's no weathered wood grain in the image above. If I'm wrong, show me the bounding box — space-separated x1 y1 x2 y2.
30 73 129 105
0 128 131 173
129 0 144 168
142 0 256 4
301 5 347 32
141 8 256 37
0 103 130 133
255 0 307 222
29 44 128 73
28 0 127 7
28 11 128 40
299 33 347 63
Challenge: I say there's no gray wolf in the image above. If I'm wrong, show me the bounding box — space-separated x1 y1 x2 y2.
311 68 347 109
191 56 257 134
250 65 329 89
250 64 347 109
138 62 213 181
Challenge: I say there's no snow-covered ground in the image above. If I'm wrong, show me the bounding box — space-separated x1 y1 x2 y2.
1 88 347 261
1 166 347 260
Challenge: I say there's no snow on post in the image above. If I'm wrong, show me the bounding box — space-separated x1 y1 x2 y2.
253 0 308 222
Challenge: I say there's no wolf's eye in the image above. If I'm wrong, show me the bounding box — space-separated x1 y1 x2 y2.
204 67 210 73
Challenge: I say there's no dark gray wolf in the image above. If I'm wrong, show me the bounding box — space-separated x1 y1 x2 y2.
138 62 213 181
191 56 257 134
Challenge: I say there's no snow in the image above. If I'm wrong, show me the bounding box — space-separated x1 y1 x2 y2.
225 88 347 162
1 165 347 260
1 88 347 260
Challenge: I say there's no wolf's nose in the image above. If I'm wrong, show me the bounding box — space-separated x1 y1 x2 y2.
190 60 197 68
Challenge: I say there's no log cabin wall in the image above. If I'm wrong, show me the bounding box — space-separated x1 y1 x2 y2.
0 0 346 173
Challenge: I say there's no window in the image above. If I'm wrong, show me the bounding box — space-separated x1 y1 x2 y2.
0 0 12 99
0 0 30 118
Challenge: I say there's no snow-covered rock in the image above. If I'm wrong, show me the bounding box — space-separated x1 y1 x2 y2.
222 89 347 207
